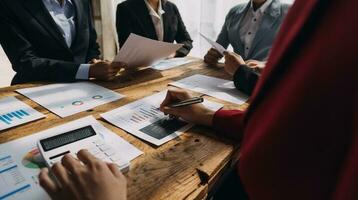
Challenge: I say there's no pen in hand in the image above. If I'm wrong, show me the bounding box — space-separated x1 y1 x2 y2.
168 95 205 108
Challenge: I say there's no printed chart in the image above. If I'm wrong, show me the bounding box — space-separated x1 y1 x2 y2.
21 148 46 169
16 82 125 118
0 97 45 131
0 116 142 200
0 155 31 200
101 91 223 146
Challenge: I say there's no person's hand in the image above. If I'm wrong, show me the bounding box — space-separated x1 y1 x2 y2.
39 150 127 200
204 48 223 66
160 88 215 126
246 60 266 73
89 58 101 64
167 53 176 59
89 61 125 81
223 51 245 76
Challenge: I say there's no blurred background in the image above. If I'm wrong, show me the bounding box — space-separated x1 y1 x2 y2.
0 0 294 87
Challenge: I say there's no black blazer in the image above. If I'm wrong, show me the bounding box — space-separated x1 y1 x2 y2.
0 0 100 85
233 65 261 96
116 0 193 57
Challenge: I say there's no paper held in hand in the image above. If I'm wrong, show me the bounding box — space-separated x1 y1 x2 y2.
200 33 227 55
114 34 184 68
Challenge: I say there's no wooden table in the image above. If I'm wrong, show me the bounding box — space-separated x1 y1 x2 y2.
0 60 247 200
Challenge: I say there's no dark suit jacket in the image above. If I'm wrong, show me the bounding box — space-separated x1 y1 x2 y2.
233 65 260 96
0 0 100 85
116 0 193 57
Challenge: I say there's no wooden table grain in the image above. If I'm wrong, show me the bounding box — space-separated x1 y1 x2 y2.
0 60 247 200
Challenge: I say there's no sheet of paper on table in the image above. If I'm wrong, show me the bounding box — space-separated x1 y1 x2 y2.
0 96 45 131
0 116 142 200
101 91 223 146
169 74 249 105
113 34 183 68
16 82 125 118
200 33 227 55
150 57 196 71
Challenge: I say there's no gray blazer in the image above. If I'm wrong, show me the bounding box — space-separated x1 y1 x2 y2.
216 0 291 61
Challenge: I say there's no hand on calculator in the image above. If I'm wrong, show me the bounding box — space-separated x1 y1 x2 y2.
39 150 127 200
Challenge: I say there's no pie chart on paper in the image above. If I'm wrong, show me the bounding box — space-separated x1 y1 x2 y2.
22 148 46 169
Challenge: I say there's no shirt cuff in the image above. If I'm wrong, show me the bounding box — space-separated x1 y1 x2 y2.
75 64 91 80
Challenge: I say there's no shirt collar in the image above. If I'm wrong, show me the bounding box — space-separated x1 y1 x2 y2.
144 0 165 18
44 0 73 8
250 0 273 14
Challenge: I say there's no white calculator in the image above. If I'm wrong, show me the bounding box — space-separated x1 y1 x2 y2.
37 125 130 172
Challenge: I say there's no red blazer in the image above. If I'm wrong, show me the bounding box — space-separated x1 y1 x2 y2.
213 0 358 199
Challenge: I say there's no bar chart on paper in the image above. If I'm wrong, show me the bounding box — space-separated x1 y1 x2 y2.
101 91 223 146
0 97 45 131
0 155 31 200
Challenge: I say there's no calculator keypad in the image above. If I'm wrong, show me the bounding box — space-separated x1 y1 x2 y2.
89 141 129 171
49 140 130 172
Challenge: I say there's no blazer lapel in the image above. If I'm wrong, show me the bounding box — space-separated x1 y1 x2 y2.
162 1 170 42
248 0 281 58
70 0 83 50
22 0 69 50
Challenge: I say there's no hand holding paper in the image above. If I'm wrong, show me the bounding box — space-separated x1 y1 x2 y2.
200 33 227 55
114 34 184 68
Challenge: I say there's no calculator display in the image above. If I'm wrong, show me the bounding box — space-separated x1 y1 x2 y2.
40 126 96 152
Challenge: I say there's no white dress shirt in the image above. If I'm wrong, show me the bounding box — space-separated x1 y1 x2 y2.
144 0 165 41
43 0 90 80
239 0 273 58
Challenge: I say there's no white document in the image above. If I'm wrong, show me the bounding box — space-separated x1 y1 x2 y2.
16 82 125 118
169 74 249 105
0 116 143 200
114 34 184 68
150 57 196 71
200 33 227 55
101 91 223 146
0 97 45 131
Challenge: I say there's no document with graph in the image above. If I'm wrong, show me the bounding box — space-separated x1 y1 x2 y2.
0 96 45 131
101 91 223 146
0 116 142 200
16 82 125 118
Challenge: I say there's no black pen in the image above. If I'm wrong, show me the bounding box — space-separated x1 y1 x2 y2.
169 95 205 108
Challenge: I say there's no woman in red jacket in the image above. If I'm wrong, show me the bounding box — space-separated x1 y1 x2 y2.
39 0 357 199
